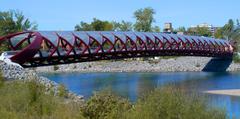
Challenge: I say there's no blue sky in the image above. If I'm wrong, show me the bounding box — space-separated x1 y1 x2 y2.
1 0 239 30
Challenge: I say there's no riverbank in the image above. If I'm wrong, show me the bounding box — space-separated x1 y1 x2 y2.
34 57 240 73
0 61 84 103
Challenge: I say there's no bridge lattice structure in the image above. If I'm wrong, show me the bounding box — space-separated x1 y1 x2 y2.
0 31 234 67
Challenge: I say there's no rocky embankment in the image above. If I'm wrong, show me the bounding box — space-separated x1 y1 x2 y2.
0 61 84 103
35 57 240 73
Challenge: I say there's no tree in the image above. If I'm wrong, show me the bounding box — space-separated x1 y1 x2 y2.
214 28 224 39
118 21 133 31
112 21 133 31
0 10 37 36
152 26 160 32
222 19 235 40
175 27 186 33
75 18 113 31
196 27 212 37
74 21 92 31
134 7 155 32
111 21 121 31
187 27 211 37
91 18 113 31
0 10 37 52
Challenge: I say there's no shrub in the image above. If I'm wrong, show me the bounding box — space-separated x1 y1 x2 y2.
53 65 59 71
0 72 4 87
82 90 131 119
125 87 226 119
57 84 68 97
233 54 240 63
0 80 84 119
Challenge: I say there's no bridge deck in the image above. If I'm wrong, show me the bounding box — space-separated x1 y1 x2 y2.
0 31 234 67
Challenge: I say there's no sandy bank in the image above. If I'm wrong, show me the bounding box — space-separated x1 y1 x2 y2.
204 89 240 96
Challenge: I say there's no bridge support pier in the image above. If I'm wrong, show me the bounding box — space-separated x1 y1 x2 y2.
202 57 233 72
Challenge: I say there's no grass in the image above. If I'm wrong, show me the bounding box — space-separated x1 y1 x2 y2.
125 87 226 119
0 74 83 119
0 72 228 119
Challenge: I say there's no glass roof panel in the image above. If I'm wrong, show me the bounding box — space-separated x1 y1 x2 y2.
125 32 137 41
100 31 115 43
57 31 75 45
73 32 90 43
144 32 155 42
134 32 146 42
39 31 58 45
152 33 165 43
86 31 102 43
159 33 174 42
175 35 187 42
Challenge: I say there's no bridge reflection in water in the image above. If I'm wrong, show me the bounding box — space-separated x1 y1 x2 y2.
0 31 234 68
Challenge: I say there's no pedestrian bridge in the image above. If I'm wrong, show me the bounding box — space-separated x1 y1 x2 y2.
0 31 234 67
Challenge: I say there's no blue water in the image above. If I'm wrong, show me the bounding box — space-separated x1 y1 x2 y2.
41 72 240 118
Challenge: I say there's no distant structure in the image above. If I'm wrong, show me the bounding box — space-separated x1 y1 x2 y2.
190 23 219 35
163 23 173 32
177 31 184 35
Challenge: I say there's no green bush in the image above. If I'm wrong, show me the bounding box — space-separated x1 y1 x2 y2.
0 72 4 87
125 87 226 119
233 54 240 63
53 65 59 71
0 80 84 119
57 84 68 97
82 90 131 119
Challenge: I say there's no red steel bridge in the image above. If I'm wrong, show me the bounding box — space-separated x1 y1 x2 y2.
0 31 234 68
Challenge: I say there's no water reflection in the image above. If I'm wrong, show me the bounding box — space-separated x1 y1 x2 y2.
42 72 240 118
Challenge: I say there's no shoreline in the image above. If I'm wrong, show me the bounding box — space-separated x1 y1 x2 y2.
0 61 85 103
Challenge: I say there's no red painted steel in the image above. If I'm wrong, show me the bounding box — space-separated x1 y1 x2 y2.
0 31 234 67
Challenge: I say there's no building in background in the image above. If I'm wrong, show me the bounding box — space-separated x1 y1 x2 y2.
190 23 219 35
163 23 173 32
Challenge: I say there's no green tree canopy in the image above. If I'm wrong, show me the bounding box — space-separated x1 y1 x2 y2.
75 18 113 31
214 19 240 51
134 7 156 32
112 21 133 31
152 26 160 32
187 27 211 37
196 27 212 37
174 27 186 33
74 21 93 31
214 28 224 39
0 10 37 52
75 7 160 32
0 10 37 36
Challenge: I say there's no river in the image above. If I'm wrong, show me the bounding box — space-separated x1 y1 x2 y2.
41 72 240 118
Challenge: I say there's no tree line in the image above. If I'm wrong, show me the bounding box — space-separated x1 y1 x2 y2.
74 7 160 32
